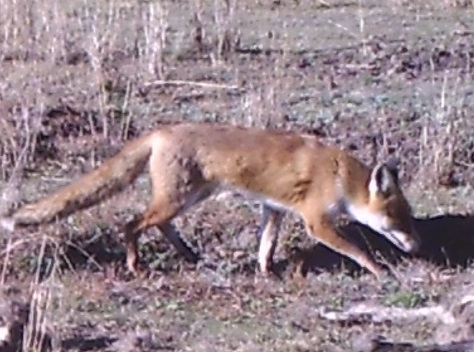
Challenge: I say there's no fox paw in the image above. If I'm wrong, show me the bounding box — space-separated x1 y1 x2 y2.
126 262 150 280
259 266 283 282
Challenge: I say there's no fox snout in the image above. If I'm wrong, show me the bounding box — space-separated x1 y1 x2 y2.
346 204 421 255
385 226 420 254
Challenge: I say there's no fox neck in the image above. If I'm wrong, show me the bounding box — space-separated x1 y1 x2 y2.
327 192 377 229
344 201 381 229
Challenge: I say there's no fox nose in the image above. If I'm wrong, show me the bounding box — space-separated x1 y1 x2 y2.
405 228 421 253
407 235 420 253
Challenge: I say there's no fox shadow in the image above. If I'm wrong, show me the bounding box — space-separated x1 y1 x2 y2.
289 214 474 278
60 227 196 274
58 214 474 279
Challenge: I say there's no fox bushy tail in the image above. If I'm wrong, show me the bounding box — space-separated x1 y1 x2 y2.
1 134 153 229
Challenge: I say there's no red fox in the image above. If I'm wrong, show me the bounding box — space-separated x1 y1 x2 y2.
0 123 420 280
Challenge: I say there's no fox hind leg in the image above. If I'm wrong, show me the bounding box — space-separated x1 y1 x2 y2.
123 183 214 276
157 183 217 264
123 200 181 276
156 222 199 263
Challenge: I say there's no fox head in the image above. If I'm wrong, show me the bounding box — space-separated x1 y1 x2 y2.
349 159 421 254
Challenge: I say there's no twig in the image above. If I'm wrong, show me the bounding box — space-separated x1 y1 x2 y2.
319 302 455 324
143 80 240 90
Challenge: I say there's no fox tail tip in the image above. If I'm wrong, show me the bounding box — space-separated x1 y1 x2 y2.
0 217 15 232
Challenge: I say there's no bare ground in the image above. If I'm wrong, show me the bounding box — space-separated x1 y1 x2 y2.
0 0 473 351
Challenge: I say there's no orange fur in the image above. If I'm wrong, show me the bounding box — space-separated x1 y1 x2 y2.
0 123 420 279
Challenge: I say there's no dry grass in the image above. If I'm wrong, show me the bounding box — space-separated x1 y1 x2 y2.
0 0 473 351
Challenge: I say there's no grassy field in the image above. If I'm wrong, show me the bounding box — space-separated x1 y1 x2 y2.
0 0 473 351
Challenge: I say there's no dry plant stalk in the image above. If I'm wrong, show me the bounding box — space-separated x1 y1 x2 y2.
23 284 54 352
239 48 289 128
190 0 239 64
213 0 238 62
139 1 168 79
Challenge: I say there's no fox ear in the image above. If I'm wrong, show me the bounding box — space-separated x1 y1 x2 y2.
369 162 398 198
385 157 400 185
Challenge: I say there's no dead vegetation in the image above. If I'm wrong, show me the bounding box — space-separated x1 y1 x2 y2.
0 0 473 351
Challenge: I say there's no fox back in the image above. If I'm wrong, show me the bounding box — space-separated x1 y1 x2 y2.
0 123 420 279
